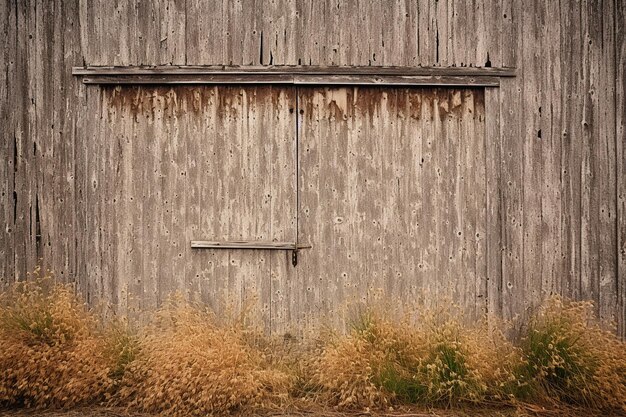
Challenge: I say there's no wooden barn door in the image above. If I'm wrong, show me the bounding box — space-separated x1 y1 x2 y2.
294 87 487 329
97 85 296 327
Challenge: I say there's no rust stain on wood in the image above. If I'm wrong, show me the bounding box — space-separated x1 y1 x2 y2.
103 85 283 119
299 87 482 122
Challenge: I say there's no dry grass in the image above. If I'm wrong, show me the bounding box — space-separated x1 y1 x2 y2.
514 297 626 412
1 272 626 416
0 269 113 409
113 296 290 416
312 301 626 414
312 308 520 410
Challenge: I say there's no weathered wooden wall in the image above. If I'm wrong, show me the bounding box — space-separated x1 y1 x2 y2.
297 87 486 330
1 0 624 335
89 85 296 325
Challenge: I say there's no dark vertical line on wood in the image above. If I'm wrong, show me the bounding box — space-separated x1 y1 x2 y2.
511 0 520 306
436 29 439 64
72 101 79 293
416 1 420 60
35 193 41 257
259 31 264 65
12 134 17 225
483 87 489 317
295 86 300 248
559 0 571 299
578 0 584 298
614 0 620 300
613 0 626 338
499 137 504 317
184 0 188 64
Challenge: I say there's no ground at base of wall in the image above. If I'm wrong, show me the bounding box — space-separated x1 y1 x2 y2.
0 406 618 417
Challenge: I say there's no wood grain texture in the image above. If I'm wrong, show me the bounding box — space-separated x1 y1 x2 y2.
616 0 626 337
78 74 503 87
297 87 486 330
485 87 502 322
1 0 624 336
93 85 296 324
72 66 517 76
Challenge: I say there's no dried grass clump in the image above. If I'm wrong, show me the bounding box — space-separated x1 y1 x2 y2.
314 312 400 409
252 332 324 408
515 297 626 412
0 271 113 408
115 297 290 416
314 308 517 410
416 318 517 406
101 320 139 384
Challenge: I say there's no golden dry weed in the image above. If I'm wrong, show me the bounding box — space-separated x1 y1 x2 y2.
516 297 626 412
314 308 523 410
0 271 113 408
114 296 290 416
2 273 626 416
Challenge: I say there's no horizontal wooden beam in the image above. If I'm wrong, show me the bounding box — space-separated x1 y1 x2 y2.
73 65 514 87
294 75 501 87
190 240 311 250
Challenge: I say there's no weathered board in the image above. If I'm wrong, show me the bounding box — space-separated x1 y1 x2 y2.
1 0 624 336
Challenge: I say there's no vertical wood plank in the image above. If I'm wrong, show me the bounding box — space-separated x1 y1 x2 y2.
159 0 187 64
580 0 594 307
617 0 626 338
538 0 562 303
560 0 583 302
417 1 436 65
591 0 617 323
184 0 224 65
297 87 323 332
269 87 297 335
521 0 543 317
1 0 14 286
485 87 503 319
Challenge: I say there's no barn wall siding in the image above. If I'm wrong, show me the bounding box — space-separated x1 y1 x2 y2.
295 87 487 331
1 0 623 335
82 85 296 327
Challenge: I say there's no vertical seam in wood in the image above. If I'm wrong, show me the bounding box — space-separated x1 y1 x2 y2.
295 86 299 247
484 87 489 317
578 1 583 297
614 0 619 300
614 0 623 337
184 0 188 65
519 1 526 314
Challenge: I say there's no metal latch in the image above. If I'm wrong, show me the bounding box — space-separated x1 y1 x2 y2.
291 244 312 267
